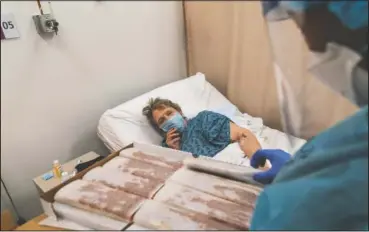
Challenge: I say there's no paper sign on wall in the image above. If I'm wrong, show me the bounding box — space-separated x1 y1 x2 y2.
1 13 20 40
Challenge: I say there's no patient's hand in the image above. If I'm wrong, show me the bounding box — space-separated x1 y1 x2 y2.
238 133 261 159
166 128 180 150
230 123 257 142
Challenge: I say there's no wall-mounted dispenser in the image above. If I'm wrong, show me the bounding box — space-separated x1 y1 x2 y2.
33 0 59 36
33 14 59 35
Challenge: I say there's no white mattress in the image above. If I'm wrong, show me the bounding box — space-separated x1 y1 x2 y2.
97 73 306 166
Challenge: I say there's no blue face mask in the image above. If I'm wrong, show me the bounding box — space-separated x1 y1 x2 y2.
160 112 186 133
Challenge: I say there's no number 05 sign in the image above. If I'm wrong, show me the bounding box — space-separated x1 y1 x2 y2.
1 13 20 40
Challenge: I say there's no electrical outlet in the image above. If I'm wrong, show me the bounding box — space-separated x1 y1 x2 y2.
33 13 59 35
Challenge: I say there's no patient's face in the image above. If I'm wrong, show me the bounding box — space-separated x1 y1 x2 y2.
152 106 178 127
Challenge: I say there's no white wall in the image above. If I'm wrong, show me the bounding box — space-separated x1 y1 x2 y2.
1 1 186 220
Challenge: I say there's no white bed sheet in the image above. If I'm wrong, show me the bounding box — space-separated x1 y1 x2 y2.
97 73 306 166
213 112 305 166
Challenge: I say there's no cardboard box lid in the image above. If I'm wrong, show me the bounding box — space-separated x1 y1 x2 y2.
38 142 262 231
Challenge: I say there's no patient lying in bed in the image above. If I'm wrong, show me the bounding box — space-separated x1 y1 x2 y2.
142 97 261 159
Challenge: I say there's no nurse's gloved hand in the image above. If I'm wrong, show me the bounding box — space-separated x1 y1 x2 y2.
250 149 291 184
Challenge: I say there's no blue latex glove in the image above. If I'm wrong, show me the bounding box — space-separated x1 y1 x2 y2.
250 149 292 184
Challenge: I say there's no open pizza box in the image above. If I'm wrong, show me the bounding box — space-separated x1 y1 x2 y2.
38 142 263 230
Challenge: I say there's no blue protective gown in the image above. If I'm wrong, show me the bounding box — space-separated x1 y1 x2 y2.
253 1 368 229
251 106 368 230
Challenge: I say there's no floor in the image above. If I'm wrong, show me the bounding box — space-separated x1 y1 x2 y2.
15 214 63 231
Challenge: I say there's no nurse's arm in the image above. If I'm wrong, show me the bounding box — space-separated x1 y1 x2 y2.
230 123 262 156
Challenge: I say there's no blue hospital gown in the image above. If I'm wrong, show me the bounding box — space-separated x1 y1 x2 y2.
162 111 231 157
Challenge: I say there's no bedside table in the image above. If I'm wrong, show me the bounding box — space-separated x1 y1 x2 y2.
32 151 100 194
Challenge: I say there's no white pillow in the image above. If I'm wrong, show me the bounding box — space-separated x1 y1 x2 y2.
98 73 237 151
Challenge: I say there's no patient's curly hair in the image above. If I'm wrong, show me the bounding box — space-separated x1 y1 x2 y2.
142 97 183 136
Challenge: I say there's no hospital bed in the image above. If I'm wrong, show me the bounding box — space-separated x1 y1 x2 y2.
97 72 306 167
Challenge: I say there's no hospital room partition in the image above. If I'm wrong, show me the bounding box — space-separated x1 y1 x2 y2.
183 1 358 139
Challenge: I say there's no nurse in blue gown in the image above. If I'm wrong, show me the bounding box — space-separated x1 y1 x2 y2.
246 1 368 230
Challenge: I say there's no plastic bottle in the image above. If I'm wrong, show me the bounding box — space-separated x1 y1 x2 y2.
52 160 62 178
61 172 69 183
